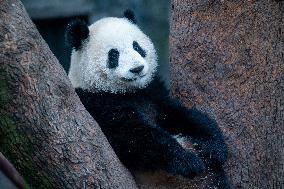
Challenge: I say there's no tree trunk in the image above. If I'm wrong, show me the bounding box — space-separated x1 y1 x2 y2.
0 0 138 188
170 0 283 188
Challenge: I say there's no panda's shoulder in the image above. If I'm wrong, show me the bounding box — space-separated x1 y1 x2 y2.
75 88 93 99
75 87 137 106
75 88 98 106
141 77 169 99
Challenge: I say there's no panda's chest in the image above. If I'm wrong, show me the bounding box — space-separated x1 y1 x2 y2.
134 101 159 127
98 94 159 126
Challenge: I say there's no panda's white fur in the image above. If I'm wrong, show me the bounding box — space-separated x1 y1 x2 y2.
68 17 158 93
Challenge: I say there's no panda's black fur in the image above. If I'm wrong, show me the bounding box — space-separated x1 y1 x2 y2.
75 77 227 177
66 10 228 179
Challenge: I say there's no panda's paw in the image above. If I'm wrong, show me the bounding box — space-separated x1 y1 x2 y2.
167 151 205 178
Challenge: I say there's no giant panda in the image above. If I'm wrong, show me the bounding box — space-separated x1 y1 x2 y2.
65 10 227 178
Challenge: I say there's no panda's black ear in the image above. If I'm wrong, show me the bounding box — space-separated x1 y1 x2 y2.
123 9 136 24
65 19 89 51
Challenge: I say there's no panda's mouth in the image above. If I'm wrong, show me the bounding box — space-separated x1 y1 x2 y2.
121 75 146 82
121 77 137 82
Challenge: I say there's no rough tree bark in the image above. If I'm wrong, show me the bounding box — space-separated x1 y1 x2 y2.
170 0 283 189
0 0 138 188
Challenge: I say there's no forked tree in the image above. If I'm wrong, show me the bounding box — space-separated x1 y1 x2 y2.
0 0 283 189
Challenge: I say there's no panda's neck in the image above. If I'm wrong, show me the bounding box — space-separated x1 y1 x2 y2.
88 76 168 97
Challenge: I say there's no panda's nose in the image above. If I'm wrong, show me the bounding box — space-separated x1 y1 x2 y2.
130 65 144 74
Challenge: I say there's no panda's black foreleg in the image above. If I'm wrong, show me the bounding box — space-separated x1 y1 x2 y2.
117 123 206 178
142 126 206 178
157 98 228 167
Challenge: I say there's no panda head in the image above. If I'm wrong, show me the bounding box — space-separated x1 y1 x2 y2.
66 10 158 93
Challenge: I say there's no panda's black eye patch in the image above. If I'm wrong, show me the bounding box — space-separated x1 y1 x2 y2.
133 41 146 58
108 49 119 69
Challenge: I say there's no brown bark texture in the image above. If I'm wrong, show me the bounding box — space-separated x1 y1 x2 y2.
170 0 283 189
0 0 138 188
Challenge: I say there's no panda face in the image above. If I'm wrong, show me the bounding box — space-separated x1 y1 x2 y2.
68 17 158 93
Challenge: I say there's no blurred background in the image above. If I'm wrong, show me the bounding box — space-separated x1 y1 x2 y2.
22 0 170 86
